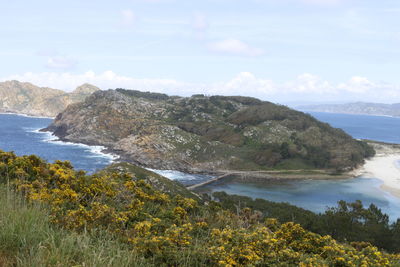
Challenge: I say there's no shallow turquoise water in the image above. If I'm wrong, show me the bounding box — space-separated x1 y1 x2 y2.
204 177 400 220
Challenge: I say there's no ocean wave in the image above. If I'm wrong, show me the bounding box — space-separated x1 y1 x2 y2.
26 127 119 162
0 112 54 119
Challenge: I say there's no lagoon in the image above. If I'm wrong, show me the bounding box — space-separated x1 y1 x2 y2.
204 112 400 220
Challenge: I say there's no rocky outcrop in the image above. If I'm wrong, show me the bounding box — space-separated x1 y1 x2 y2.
44 89 375 173
0 80 100 117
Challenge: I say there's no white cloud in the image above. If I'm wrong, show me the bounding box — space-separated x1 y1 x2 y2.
46 56 77 70
121 9 136 26
193 12 208 39
207 39 264 57
2 71 400 103
257 0 342 6
284 73 335 94
209 72 276 96
138 0 172 2
300 0 341 5
338 76 375 93
193 13 208 31
1 71 193 93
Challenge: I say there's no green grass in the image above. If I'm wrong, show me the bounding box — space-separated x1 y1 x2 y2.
103 162 201 201
0 186 152 267
274 158 314 170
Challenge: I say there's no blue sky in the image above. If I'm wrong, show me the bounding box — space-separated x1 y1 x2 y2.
1 0 400 103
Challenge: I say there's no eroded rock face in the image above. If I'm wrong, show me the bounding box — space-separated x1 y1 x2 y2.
0 80 100 117
44 89 374 173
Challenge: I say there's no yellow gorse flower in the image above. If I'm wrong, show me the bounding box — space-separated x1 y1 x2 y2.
0 150 399 266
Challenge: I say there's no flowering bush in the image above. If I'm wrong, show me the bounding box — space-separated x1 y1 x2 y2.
1 150 399 266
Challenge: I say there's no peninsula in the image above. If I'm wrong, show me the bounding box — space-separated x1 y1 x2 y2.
43 89 374 174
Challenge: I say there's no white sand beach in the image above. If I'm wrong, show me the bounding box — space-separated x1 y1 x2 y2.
353 142 400 198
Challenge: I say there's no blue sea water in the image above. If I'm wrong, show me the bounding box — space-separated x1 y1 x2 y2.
308 111 400 144
0 113 211 184
0 114 116 174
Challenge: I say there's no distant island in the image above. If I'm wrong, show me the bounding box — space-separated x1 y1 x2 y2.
0 80 100 117
43 89 374 175
298 102 400 117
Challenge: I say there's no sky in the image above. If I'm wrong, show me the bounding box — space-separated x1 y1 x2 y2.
1 0 400 104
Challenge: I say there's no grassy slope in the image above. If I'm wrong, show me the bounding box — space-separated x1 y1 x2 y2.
102 162 201 201
0 186 152 267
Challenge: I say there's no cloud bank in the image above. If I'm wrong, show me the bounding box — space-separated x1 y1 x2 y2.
121 9 136 26
207 39 264 57
1 71 399 104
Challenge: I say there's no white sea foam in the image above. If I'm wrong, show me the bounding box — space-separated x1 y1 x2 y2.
0 112 54 119
26 127 119 162
146 168 213 181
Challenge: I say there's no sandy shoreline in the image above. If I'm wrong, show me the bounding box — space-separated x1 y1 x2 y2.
352 142 400 198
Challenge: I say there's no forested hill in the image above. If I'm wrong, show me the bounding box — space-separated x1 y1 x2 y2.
44 89 374 173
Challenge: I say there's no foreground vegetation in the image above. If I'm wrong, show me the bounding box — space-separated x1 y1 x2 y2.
0 187 150 266
213 192 400 253
0 150 399 266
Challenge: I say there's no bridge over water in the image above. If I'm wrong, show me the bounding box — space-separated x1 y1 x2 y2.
187 173 235 190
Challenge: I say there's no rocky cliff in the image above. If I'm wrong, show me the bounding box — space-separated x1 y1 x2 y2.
44 89 374 173
0 80 100 117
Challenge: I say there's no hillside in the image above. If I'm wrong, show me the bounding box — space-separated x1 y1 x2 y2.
298 102 400 117
44 89 374 173
0 80 100 117
0 150 399 266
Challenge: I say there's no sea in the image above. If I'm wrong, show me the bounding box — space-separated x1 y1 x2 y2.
0 113 117 174
0 113 212 182
1 112 400 219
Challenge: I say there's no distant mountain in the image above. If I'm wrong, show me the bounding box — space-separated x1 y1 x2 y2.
298 102 400 117
0 80 100 117
44 89 374 173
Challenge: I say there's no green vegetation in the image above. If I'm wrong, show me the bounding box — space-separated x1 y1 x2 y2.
213 192 400 253
102 162 201 200
169 97 375 170
1 150 398 266
116 88 170 101
0 187 151 267
47 90 375 173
